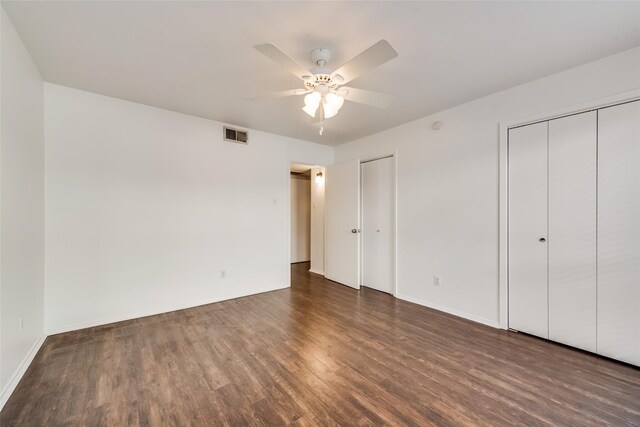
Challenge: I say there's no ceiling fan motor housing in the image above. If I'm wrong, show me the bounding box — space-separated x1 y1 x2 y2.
304 74 340 91
310 48 331 67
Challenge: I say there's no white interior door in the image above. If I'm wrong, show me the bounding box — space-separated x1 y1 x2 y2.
548 111 597 353
325 160 360 289
362 157 394 294
508 122 549 339
597 100 640 366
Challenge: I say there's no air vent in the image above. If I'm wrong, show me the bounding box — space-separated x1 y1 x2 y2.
224 126 248 144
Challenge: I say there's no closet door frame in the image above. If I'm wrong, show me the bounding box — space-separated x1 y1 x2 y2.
498 89 640 330
359 152 398 296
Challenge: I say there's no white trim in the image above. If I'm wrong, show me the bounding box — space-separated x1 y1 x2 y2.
359 154 394 163
358 152 398 297
396 293 500 329
498 89 640 330
308 268 324 275
499 121 509 329
285 158 292 284
393 150 398 297
47 285 289 336
0 9 3 410
500 89 640 130
0 335 46 410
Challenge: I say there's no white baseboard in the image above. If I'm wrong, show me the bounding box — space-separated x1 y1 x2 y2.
308 268 324 276
0 335 46 411
46 284 290 336
395 293 500 329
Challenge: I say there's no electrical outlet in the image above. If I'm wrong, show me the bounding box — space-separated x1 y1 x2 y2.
220 270 226 279
433 276 441 287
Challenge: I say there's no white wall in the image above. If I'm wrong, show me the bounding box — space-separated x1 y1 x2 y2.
309 167 325 275
290 175 311 263
335 47 640 327
0 9 45 407
44 83 333 334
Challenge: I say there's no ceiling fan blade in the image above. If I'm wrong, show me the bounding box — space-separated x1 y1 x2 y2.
331 40 398 85
246 89 309 101
254 43 312 80
312 102 325 123
339 87 393 108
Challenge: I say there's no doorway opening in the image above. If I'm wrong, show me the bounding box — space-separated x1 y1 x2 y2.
290 163 325 275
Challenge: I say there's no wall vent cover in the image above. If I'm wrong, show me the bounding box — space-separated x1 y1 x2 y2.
224 126 248 144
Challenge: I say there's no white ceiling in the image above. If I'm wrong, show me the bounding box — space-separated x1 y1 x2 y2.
3 1 640 146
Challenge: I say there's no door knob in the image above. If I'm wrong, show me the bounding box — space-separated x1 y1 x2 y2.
539 237 546 242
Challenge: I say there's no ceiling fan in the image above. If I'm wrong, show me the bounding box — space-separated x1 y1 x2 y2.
249 40 398 123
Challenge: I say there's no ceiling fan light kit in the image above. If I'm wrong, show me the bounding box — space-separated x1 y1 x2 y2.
303 90 344 119
251 39 399 129
303 92 321 116
324 92 344 117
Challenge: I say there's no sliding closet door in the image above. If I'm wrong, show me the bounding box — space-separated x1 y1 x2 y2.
508 122 549 338
548 111 597 352
597 100 640 366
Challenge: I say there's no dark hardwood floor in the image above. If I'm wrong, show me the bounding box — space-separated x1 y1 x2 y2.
2 263 640 426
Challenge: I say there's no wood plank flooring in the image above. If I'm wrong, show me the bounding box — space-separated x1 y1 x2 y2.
2 262 640 426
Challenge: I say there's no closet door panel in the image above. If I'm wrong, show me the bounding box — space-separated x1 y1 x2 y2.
508 122 549 338
597 100 640 366
362 157 394 293
548 111 597 352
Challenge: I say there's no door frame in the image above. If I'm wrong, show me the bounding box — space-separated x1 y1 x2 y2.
286 161 326 285
359 153 398 296
498 89 640 330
